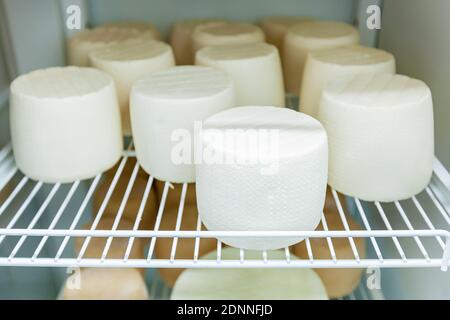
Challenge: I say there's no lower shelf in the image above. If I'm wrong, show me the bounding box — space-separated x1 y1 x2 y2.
0 142 449 271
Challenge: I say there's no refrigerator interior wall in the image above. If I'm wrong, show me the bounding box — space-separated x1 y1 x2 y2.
376 0 450 299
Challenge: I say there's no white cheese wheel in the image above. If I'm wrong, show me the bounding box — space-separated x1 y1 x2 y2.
293 213 366 298
171 248 328 300
169 19 226 65
283 21 359 94
95 21 160 39
67 28 157 67
318 74 434 201
259 16 312 59
89 40 175 135
10 67 122 183
130 66 235 183
196 43 284 107
61 268 149 300
154 183 216 287
192 22 265 53
196 106 328 250
300 45 395 117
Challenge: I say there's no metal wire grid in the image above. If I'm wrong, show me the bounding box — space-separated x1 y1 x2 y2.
0 142 449 271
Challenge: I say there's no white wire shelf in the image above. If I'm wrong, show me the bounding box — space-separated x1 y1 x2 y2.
0 140 449 271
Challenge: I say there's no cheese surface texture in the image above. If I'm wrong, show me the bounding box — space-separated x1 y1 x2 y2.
90 39 175 135
10 67 122 183
192 22 265 53
318 74 434 201
283 21 359 94
95 21 160 39
171 248 328 300
300 45 395 117
170 19 226 65
196 43 285 106
293 213 366 298
196 106 328 250
131 66 235 183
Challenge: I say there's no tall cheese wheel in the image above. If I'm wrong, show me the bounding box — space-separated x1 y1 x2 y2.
300 45 395 117
61 268 149 300
10 67 122 183
196 106 328 250
259 16 311 59
67 28 157 67
154 183 216 287
95 21 160 39
196 43 285 106
171 248 328 300
92 160 159 232
293 213 366 298
283 21 359 94
169 19 226 65
192 22 265 53
74 217 145 260
318 74 434 201
89 40 175 135
130 66 235 183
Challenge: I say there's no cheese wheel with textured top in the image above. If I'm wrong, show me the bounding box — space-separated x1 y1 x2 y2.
196 106 328 250
283 21 359 94
10 67 122 183
131 66 235 183
90 39 175 135
196 43 284 106
170 19 226 65
300 45 395 117
171 248 328 300
318 74 434 201
192 22 265 53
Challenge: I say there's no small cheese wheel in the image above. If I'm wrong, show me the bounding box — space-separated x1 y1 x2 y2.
61 268 149 300
318 74 434 201
130 66 235 183
283 21 359 94
196 43 284 106
92 160 159 231
300 45 395 117
293 213 366 298
95 21 160 39
259 16 312 58
154 183 216 287
10 67 122 183
196 106 328 250
192 22 265 53
67 28 157 67
169 19 226 65
89 39 175 135
171 248 328 300
74 217 145 260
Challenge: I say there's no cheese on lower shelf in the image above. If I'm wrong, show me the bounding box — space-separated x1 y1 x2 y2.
154 182 216 287
293 213 366 298
259 16 311 61
318 74 434 202
94 21 160 40
196 43 285 106
131 66 235 183
300 45 395 117
169 19 226 65
67 28 157 67
10 67 122 183
89 39 175 135
61 268 149 300
196 106 328 250
283 21 359 94
192 22 265 53
171 248 328 300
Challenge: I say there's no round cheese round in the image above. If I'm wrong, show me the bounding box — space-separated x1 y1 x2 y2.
196 106 328 250
10 66 122 183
